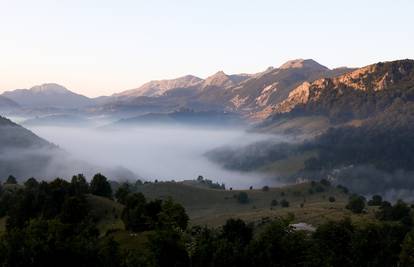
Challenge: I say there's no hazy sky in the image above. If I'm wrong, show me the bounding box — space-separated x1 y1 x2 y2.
1 0 413 97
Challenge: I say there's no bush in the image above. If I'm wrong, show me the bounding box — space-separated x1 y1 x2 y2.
5 175 17 185
320 179 331 187
314 185 326 193
368 195 383 206
280 199 289 207
236 192 249 204
262 186 269 192
329 196 336 202
271 199 278 207
346 195 366 214
337 185 349 194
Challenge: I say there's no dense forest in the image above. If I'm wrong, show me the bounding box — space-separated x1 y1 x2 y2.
1 174 414 266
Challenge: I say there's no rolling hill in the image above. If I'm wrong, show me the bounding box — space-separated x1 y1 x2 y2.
0 96 19 111
107 108 244 128
2 83 94 109
0 116 138 181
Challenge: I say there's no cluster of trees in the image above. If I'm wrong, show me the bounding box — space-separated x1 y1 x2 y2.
196 176 225 190
190 217 414 267
304 101 414 173
115 183 188 232
3 174 414 266
346 193 413 226
205 141 300 172
0 174 190 266
0 174 108 266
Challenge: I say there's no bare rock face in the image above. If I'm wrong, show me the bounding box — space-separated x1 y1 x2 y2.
202 71 235 88
97 58 353 118
115 75 203 98
270 59 414 119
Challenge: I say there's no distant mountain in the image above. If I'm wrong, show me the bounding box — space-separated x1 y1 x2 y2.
219 59 353 119
114 75 203 98
2 59 354 121
207 60 414 196
269 59 414 122
255 59 414 136
22 114 91 127
106 108 244 128
100 59 351 118
0 95 20 111
2 83 94 109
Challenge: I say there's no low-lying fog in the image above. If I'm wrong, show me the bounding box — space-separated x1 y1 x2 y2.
28 125 280 189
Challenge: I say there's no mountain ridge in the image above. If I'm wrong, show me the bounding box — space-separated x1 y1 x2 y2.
2 83 94 109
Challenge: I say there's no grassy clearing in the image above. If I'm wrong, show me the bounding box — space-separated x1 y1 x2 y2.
258 116 330 137
134 181 375 227
259 150 317 176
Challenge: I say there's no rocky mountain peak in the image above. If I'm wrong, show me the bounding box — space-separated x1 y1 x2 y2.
203 71 234 88
279 59 329 71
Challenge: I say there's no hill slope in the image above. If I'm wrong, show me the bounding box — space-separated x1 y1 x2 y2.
0 95 20 111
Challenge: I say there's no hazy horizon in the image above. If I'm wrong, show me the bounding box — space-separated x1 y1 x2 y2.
1 0 413 97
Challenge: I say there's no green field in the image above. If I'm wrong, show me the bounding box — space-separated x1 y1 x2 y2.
132 181 376 227
83 180 379 251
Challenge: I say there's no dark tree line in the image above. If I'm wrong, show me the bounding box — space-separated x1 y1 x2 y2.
2 175 414 266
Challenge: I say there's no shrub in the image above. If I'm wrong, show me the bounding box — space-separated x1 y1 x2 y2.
5 175 17 185
281 199 289 207
236 192 249 204
337 185 349 194
328 196 336 203
368 195 383 206
320 179 331 187
346 195 366 214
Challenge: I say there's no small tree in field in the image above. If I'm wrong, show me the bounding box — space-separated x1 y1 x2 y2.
5 175 17 185
236 192 249 204
281 199 290 207
90 173 112 198
346 195 366 214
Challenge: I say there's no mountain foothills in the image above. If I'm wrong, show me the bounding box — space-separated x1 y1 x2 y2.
0 115 138 180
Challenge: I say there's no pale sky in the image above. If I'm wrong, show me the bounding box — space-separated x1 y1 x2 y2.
0 0 413 97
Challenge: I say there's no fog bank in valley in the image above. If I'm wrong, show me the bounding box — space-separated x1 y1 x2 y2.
28 125 278 188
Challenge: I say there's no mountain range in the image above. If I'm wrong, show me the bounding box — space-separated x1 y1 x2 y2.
0 58 411 131
2 83 94 109
257 59 414 135
1 58 414 194
0 59 353 117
